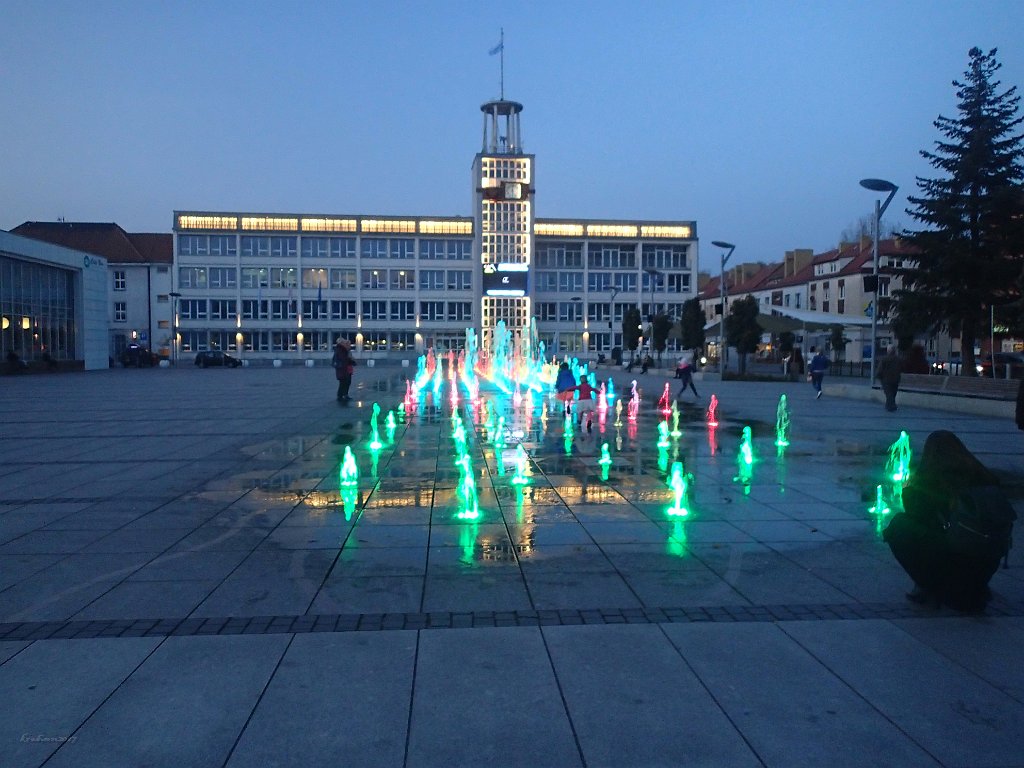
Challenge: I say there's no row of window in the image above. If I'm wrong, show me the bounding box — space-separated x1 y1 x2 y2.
533 302 688 323
533 271 691 293
535 243 690 270
177 298 475 323
178 235 473 260
178 266 475 291
180 330 415 354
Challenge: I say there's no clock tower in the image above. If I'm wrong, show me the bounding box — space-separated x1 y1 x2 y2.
472 98 535 354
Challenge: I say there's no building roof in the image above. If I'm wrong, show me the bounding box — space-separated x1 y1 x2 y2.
10 222 172 265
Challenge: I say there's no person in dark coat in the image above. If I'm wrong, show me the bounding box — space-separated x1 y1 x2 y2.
332 339 355 401
876 348 903 412
883 430 1005 611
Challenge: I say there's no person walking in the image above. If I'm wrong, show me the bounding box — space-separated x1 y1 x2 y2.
332 338 355 402
877 347 903 412
675 352 699 400
808 346 828 399
554 362 577 416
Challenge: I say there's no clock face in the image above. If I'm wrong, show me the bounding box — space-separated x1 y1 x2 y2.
503 182 522 200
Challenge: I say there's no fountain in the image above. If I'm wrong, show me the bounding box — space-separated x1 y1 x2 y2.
627 380 639 422
657 420 670 449
667 460 691 516
670 401 682 437
511 444 530 485
707 394 719 427
886 431 912 484
339 446 359 488
368 403 383 450
658 382 671 415
774 394 791 447
614 399 623 427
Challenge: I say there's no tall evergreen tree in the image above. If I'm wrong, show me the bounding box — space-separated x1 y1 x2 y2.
724 295 762 375
897 47 1024 375
679 298 706 355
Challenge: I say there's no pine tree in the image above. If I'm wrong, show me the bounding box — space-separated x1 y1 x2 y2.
898 47 1024 375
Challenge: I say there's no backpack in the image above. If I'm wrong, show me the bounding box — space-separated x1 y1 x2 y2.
943 485 1017 563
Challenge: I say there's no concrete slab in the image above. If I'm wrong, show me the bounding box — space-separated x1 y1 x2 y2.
0 638 160 767
662 622 941 767
226 632 416 768
43 635 289 768
407 627 582 767
544 624 761 767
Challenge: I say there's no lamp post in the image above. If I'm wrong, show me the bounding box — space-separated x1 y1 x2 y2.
570 296 582 354
711 241 735 374
168 291 181 366
859 178 899 385
644 267 662 322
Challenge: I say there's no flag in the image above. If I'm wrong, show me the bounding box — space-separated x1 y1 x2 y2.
489 41 503 56
317 280 323 304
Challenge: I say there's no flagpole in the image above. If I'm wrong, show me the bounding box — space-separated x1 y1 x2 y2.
499 28 504 100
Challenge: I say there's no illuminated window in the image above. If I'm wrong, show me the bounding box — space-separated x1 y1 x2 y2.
269 268 297 288
177 215 237 230
241 217 298 231
178 267 207 289
301 218 357 232
361 269 387 290
420 220 472 235
390 269 415 290
535 222 584 237
640 225 692 239
241 267 268 289
587 224 638 238
361 219 416 233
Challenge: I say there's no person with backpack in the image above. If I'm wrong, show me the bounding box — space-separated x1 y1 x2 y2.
883 430 1016 612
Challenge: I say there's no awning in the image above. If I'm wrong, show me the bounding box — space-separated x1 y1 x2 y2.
703 307 872 336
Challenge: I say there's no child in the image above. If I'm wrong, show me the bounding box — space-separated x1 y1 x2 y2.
554 362 577 416
573 377 597 432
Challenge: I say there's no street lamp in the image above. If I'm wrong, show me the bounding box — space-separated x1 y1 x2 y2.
570 296 582 354
168 291 181 366
711 241 735 374
859 178 899 385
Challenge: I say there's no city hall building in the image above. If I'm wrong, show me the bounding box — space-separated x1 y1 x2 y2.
172 99 698 361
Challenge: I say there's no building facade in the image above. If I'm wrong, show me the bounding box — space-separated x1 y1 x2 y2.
171 98 698 362
0 229 109 370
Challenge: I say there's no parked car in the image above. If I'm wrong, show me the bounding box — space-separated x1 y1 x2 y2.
978 352 1024 379
120 344 158 367
194 350 242 368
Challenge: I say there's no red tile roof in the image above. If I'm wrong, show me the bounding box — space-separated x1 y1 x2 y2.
10 222 172 264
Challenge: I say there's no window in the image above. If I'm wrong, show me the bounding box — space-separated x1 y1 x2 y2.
535 302 557 322
113 270 126 291
613 273 637 292
208 235 236 256
270 268 297 288
270 237 297 258
420 301 445 321
178 235 207 256
420 239 472 260
641 244 689 270
178 267 207 289
240 236 270 258
363 300 387 320
391 300 415 320
302 268 329 289
587 303 609 322
245 331 270 352
180 299 207 320
420 269 445 290
361 331 388 352
391 269 415 290
447 269 472 290
330 268 356 290
362 269 387 290
330 300 357 320
588 273 612 292
241 267 268 289
330 238 356 258
559 302 583 322
270 299 295 320
392 332 416 351
558 272 583 292
113 302 127 322
301 238 329 259
302 300 328 320
390 239 415 259
242 300 266 320
448 301 472 321
209 267 237 289
209 299 234 320
534 272 558 292
361 238 389 259
665 273 690 293
535 242 583 268
588 244 636 269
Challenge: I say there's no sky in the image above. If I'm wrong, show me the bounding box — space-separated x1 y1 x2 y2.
3 0 1023 273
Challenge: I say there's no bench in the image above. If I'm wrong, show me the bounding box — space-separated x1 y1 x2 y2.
899 373 1020 401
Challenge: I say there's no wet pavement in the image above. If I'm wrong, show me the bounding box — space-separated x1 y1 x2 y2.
2 363 1023 767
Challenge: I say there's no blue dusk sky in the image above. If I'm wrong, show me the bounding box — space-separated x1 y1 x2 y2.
2 0 1022 272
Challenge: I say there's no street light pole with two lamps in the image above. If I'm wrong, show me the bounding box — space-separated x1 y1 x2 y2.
859 178 899 385
711 241 736 375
